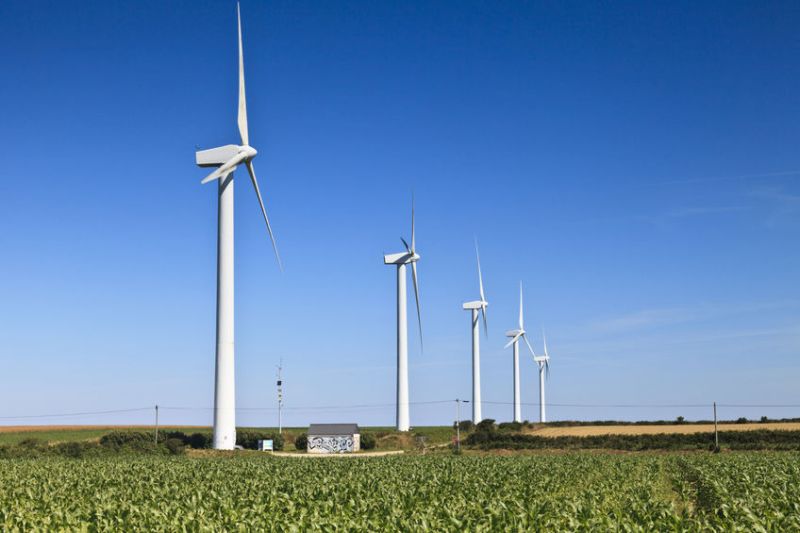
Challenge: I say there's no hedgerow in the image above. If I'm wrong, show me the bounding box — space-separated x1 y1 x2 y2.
465 429 800 451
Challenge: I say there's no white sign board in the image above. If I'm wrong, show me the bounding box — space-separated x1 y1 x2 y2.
257 439 274 452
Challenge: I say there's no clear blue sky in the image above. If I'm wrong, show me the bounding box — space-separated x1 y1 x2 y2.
1 0 798 427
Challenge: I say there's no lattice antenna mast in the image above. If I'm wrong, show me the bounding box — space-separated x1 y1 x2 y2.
276 360 284 434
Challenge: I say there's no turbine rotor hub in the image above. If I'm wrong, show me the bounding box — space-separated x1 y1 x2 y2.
240 145 258 158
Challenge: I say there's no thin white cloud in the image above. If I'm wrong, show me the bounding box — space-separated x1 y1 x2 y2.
587 300 800 335
664 205 748 218
658 170 800 186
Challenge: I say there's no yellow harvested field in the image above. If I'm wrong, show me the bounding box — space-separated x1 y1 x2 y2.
527 422 800 437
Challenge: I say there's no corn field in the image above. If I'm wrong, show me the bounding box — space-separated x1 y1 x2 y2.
1 453 798 530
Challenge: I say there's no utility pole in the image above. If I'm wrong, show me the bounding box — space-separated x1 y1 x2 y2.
276 361 283 434
713 401 718 450
455 399 469 452
154 404 159 444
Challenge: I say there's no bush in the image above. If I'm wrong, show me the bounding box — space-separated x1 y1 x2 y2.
498 422 522 431
163 431 188 443
294 433 308 451
99 431 179 455
476 419 496 432
736 417 748 424
676 416 685 424
455 420 474 432
100 431 154 449
188 433 212 449
236 431 284 451
165 438 186 455
463 429 800 452
760 416 769 423
18 438 46 449
360 434 376 450
55 442 85 458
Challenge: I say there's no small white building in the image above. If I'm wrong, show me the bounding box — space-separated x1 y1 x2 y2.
307 423 360 453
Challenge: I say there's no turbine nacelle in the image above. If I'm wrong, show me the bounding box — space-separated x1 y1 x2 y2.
462 300 488 310
196 144 240 167
383 251 421 265
505 328 523 338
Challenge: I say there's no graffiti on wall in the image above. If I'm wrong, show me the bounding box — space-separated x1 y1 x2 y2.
308 435 354 453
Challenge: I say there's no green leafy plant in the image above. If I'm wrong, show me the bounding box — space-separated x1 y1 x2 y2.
360 433 376 450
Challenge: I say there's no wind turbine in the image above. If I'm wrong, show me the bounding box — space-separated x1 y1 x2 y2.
534 331 551 423
195 3 281 450
383 200 422 432
462 242 488 424
504 282 536 423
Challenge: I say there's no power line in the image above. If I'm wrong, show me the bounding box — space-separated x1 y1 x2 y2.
160 400 454 412
0 407 152 420
1 401 798 420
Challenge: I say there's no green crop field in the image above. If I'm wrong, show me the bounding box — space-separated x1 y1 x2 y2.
1 452 798 530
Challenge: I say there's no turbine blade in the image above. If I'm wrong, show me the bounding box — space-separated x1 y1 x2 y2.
400 237 411 252
542 328 550 378
201 166 228 185
200 152 246 184
411 195 415 252
522 333 537 358
504 332 521 349
543 329 549 357
237 3 249 146
246 161 282 270
475 241 485 303
475 242 487 336
519 281 524 330
411 261 423 351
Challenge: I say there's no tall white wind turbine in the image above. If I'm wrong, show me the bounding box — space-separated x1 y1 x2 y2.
504 282 536 423
534 331 551 423
195 3 281 450
383 200 422 432
462 242 488 424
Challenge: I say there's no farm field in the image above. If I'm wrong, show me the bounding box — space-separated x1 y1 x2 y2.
0 426 207 446
0 425 457 449
528 422 800 437
1 452 798 530
3 422 799 447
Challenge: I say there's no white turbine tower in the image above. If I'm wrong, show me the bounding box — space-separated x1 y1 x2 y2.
504 282 536 423
462 243 488 424
195 3 281 450
534 331 551 423
383 201 422 432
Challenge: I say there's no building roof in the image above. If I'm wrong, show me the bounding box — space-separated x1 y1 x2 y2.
308 423 360 436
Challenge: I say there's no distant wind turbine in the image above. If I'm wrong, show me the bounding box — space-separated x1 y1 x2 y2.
534 330 551 423
504 282 536 423
383 200 422 432
195 3 281 450
462 242 488 424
